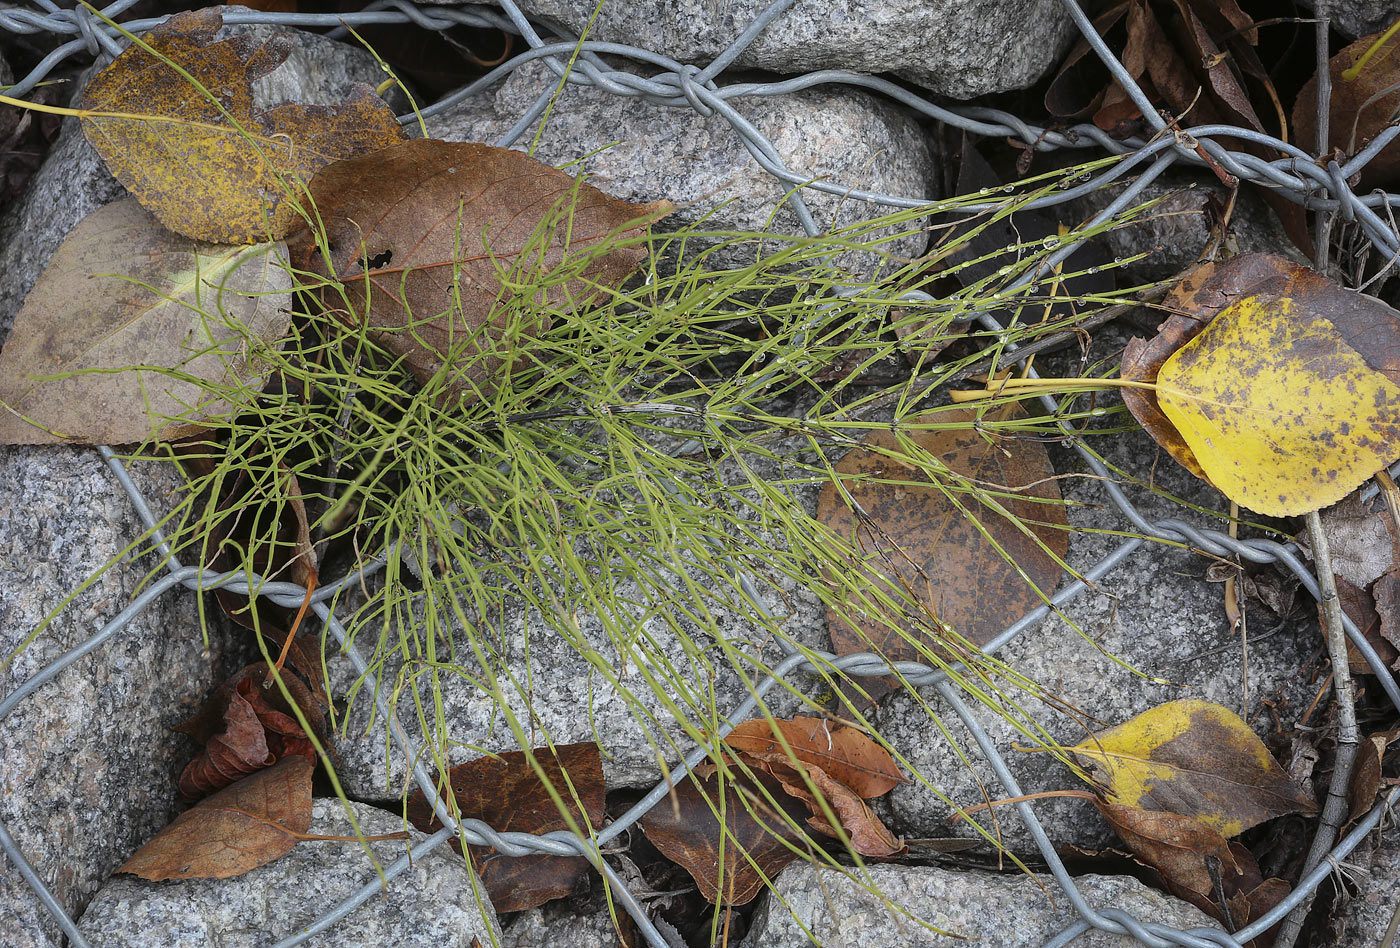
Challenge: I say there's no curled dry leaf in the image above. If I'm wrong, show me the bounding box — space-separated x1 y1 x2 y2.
404 742 605 914
120 755 314 880
816 405 1068 706
722 716 904 798
1071 699 1317 838
0 198 292 445
638 765 810 906
1122 253 1400 517
178 686 274 799
744 752 903 857
81 8 409 243
290 138 671 406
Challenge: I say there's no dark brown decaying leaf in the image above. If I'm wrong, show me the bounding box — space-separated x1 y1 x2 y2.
178 686 274 799
120 755 314 880
1294 29 1400 191
81 9 409 243
0 198 292 445
1334 575 1400 674
722 717 904 799
816 405 1068 706
290 138 671 406
639 765 810 905
1097 802 1288 942
405 743 605 914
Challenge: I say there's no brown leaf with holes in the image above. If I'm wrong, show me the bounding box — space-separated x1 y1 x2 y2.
1295 28 1400 191
1097 802 1287 943
289 138 671 406
405 743 604 914
120 756 314 879
722 716 904 798
816 404 1068 706
639 764 810 905
81 8 408 242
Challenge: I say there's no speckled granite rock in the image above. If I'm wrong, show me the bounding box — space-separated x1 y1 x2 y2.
0 450 226 948
440 0 1075 99
76 799 500 947
1323 0 1400 39
428 60 934 279
743 863 1220 947
0 12 402 335
1337 813 1400 947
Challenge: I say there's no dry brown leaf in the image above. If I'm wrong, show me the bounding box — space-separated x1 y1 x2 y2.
1295 28 1400 190
816 404 1068 706
722 716 904 798
290 138 671 406
119 756 314 880
81 9 409 242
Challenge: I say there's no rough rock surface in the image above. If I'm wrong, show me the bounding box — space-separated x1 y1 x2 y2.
502 898 632 948
428 60 934 278
76 799 500 947
876 328 1319 851
743 863 1220 947
0 13 403 335
1326 0 1400 39
440 0 1075 99
1337 814 1400 947
0 451 225 948
0 22 405 947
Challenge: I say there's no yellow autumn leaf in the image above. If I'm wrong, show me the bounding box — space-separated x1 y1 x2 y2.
1155 293 1400 517
1071 699 1316 838
81 9 408 243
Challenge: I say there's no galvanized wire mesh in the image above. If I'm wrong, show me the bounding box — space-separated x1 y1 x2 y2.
1 0 1399 946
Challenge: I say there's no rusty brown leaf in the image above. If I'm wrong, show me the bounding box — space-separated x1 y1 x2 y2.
81 9 409 243
1097 802 1288 942
178 685 274 800
290 138 671 406
1295 28 1400 191
816 404 1068 706
638 765 810 905
744 752 903 858
405 743 604 914
120 755 314 880
722 716 904 798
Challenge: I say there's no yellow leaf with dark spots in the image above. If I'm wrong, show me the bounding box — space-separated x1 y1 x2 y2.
1071 699 1316 839
1155 293 1400 517
81 8 408 244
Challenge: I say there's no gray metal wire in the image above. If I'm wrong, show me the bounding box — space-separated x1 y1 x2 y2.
1 0 1399 946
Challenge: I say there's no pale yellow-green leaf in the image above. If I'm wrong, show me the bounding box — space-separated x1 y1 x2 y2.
0 198 293 445
1071 699 1316 838
1155 293 1400 517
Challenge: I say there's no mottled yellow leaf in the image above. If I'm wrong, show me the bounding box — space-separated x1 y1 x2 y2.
1071 699 1316 838
81 8 408 243
1155 293 1400 517
0 198 292 445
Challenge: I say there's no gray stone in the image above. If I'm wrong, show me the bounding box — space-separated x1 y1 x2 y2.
743 862 1220 947
1337 815 1400 947
1324 0 1400 39
501 898 628 948
877 330 1318 851
1067 169 1303 285
324 443 826 798
76 799 500 947
0 450 228 948
0 13 402 336
427 60 934 279
464 0 1074 100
